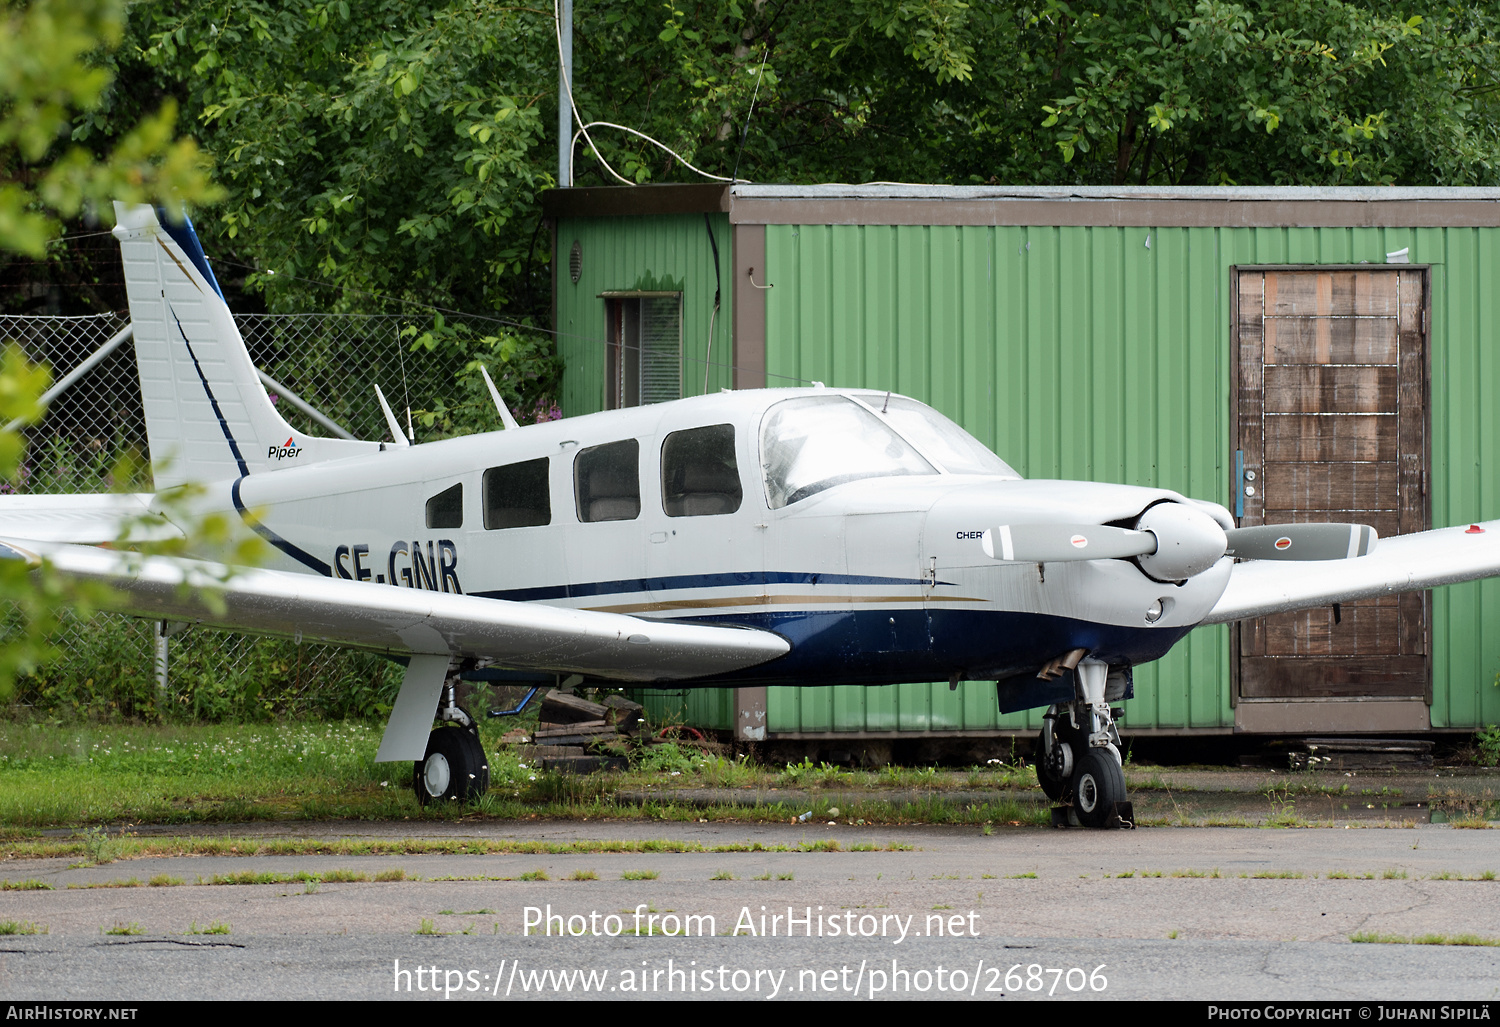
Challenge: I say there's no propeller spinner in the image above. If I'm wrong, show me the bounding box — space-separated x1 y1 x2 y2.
982 503 1378 582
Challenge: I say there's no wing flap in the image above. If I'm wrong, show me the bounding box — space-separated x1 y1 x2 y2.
1204 520 1500 624
4 538 789 681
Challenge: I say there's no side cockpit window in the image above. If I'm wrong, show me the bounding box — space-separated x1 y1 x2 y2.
425 483 463 529
575 440 640 522
662 424 741 517
483 457 551 529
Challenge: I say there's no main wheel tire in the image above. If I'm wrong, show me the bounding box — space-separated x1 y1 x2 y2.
413 727 490 805
1072 746 1127 829
1035 729 1072 802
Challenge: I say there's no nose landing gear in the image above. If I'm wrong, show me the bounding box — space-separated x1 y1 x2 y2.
1035 659 1133 829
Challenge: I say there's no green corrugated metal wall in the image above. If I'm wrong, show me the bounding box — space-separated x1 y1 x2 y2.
555 213 732 414
560 215 1500 734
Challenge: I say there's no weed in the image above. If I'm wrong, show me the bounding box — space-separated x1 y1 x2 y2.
459 909 495 915
187 921 230 935
1326 870 1350 879
518 869 550 881
1250 871 1304 879
1352 932 1500 947
1382 869 1408 879
321 868 368 883
103 922 143 936
303 881 319 894
621 870 659 880
777 873 794 881
148 874 183 887
0 879 52 891
1474 724 1500 767
752 871 772 881
0 919 47 935
1007 872 1038 879
373 867 407 882
416 918 441 936
1170 869 1217 878
569 869 598 881
437 909 455 915
710 869 737 881
1167 930 1179 939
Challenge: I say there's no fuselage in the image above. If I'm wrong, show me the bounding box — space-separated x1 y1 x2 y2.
195 388 1231 686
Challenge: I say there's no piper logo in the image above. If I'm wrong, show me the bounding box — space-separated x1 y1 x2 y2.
269 437 302 461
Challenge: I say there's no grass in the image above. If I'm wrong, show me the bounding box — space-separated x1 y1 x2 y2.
0 879 52 891
0 834 912 862
710 869 737 881
0 920 47 935
102 922 143 936
186 921 231 935
518 869 550 881
569 869 598 881
0 721 1063 830
621 870 659 880
1352 932 1500 947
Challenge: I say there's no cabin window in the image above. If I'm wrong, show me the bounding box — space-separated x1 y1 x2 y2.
603 294 680 408
425 483 463 529
575 439 641 522
483 457 551 529
760 396 937 508
662 424 742 517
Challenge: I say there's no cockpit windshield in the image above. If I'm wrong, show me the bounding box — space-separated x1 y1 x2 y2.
863 395 1020 477
760 396 936 508
759 394 1022 508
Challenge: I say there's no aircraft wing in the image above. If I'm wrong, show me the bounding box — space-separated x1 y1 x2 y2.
0 494 182 544
0 537 790 681
1202 519 1500 624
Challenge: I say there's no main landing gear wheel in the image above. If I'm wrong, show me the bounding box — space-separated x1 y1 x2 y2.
1072 747 1127 829
413 726 490 805
1035 727 1074 802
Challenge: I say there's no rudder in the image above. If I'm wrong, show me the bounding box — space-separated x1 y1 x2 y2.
112 203 377 491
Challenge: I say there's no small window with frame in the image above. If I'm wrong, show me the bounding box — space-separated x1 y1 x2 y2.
604 293 681 408
483 458 551 529
425 483 463 529
574 439 640 522
662 424 741 517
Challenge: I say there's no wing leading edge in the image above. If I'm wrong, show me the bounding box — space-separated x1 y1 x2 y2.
1204 519 1500 624
0 537 790 681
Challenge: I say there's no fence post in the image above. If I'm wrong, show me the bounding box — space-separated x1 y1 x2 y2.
154 620 169 698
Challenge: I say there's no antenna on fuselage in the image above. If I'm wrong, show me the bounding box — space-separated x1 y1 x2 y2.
479 365 522 430
373 384 411 447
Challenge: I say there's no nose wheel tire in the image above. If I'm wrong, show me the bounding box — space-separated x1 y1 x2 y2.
1071 747 1127 829
413 727 489 805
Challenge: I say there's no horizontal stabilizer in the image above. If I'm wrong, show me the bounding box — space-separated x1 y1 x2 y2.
0 494 181 545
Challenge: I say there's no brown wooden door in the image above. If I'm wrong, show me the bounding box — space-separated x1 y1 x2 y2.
1234 267 1429 700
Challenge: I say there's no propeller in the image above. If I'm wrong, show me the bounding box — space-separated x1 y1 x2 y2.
982 504 1379 581
1223 522 1377 561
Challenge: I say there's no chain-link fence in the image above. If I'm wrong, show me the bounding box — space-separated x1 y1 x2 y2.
0 311 499 719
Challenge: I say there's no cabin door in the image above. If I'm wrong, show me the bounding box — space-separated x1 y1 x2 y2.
1232 267 1430 719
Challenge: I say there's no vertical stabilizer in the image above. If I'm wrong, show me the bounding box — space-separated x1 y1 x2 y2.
113 203 378 491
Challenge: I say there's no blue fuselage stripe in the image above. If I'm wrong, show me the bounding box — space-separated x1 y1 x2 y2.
471 571 938 603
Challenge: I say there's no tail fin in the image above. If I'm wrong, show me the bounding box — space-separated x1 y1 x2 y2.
112 203 378 491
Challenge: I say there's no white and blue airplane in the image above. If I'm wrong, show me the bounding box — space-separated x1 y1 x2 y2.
3 204 1499 828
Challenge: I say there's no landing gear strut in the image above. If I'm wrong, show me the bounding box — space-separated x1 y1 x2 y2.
413 676 490 804
1036 659 1131 829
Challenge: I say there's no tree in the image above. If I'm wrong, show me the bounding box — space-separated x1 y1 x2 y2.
0 0 220 256
0 0 222 696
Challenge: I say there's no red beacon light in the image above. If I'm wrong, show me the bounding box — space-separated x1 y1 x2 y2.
1465 525 1485 534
